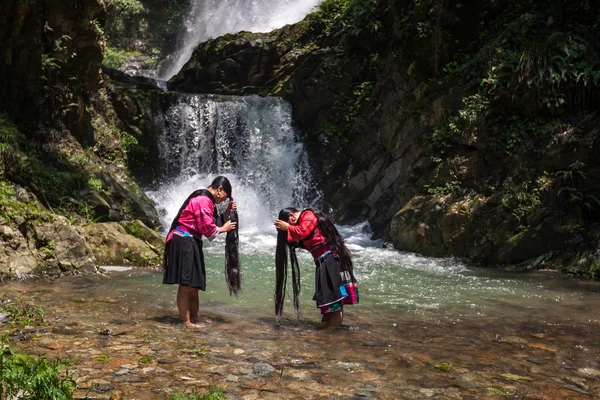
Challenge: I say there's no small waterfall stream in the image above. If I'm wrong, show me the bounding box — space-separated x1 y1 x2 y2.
157 0 322 80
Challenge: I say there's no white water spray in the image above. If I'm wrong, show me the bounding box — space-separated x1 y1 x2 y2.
158 0 322 80
146 94 319 241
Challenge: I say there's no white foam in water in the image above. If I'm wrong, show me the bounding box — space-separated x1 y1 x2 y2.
145 92 552 316
158 0 323 80
146 94 318 243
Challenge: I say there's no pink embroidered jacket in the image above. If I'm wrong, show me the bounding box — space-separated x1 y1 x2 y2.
166 195 219 242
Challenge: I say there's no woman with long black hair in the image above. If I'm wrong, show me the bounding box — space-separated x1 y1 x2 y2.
274 208 358 329
163 176 238 328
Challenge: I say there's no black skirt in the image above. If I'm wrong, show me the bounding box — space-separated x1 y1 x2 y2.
163 234 206 290
313 253 347 308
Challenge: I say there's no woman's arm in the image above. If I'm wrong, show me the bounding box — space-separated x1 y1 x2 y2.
191 197 236 240
287 211 318 242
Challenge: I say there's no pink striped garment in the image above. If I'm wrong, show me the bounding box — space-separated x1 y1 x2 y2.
166 195 219 242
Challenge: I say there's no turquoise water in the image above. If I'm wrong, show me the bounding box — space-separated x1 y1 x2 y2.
88 223 600 330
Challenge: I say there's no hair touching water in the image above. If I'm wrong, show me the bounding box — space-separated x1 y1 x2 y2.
163 176 242 296
274 208 355 321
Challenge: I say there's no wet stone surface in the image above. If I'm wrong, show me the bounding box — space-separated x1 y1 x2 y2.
1 269 600 399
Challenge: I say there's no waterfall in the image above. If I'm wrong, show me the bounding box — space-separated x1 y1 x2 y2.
146 94 319 237
157 0 322 80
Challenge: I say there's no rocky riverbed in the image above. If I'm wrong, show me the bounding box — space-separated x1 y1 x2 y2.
1 267 600 399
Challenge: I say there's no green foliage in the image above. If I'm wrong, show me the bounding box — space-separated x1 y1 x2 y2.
140 355 153 364
0 114 24 176
433 363 452 371
487 387 509 396
97 354 110 363
76 201 96 221
431 94 489 150
105 0 144 16
69 154 89 168
39 240 56 260
477 10 600 113
308 0 384 42
555 161 600 210
425 181 461 196
120 131 141 154
312 80 374 154
28 154 87 207
0 180 47 222
0 343 76 400
170 386 225 400
488 116 550 155
190 347 206 356
88 178 102 191
103 46 127 69
501 178 541 229
0 298 45 327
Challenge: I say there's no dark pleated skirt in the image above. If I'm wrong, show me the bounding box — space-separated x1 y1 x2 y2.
313 253 359 309
163 234 206 290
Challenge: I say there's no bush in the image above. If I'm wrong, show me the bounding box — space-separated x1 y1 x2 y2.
103 46 127 69
0 344 76 400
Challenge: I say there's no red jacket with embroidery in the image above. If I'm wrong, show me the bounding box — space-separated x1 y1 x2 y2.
287 210 328 258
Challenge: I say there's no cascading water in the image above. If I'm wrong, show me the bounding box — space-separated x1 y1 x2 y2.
157 0 322 80
144 91 589 329
146 94 319 243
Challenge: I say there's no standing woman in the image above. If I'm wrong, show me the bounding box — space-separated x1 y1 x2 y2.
163 176 237 328
274 208 359 329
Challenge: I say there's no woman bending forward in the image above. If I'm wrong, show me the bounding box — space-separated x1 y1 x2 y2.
274 208 358 329
163 176 237 328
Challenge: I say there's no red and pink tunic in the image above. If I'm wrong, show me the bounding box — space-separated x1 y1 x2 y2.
287 210 359 313
166 195 219 242
287 210 329 259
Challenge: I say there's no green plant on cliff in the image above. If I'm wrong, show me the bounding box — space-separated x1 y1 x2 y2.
106 0 145 16
0 115 22 176
39 240 56 260
103 47 143 69
431 94 489 150
501 178 541 229
480 25 600 113
103 46 126 69
556 161 600 210
488 116 551 155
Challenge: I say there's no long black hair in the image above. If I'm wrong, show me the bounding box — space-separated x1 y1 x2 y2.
225 205 241 296
275 207 301 322
163 176 241 297
274 207 355 322
308 208 355 282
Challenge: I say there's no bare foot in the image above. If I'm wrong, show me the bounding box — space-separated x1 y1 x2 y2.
182 321 206 329
316 322 329 330
191 316 213 324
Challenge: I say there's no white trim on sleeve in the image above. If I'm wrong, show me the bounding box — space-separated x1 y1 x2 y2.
206 226 220 242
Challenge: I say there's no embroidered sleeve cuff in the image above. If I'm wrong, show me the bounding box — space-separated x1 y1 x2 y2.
206 226 219 242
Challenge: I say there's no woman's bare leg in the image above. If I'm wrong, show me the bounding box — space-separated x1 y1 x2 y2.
326 310 343 329
189 289 212 324
177 286 202 328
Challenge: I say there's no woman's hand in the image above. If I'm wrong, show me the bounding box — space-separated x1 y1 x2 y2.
274 219 289 231
220 220 237 233
227 199 237 211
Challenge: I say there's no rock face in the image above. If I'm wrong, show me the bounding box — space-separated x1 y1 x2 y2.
168 0 600 276
83 222 162 266
0 181 163 279
0 0 105 121
0 1 164 279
